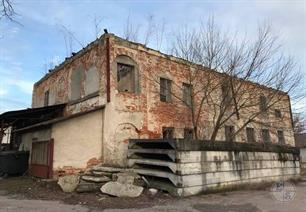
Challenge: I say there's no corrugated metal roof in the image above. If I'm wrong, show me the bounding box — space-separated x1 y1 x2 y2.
0 104 66 127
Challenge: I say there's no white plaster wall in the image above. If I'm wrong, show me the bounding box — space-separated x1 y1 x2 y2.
51 109 103 170
102 100 143 167
300 148 306 167
19 128 52 151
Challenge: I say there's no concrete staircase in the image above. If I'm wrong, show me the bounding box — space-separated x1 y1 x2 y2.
127 139 301 196
127 139 184 195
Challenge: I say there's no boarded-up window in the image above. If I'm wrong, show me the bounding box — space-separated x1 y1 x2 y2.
246 127 256 143
44 90 49 106
225 125 235 142
183 83 192 106
184 128 193 140
277 130 285 144
261 129 271 143
117 63 135 92
85 66 99 95
275 109 282 118
259 95 268 112
162 127 174 139
70 66 83 101
160 78 172 102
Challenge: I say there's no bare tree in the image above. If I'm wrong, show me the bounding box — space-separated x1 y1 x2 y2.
293 113 306 134
93 14 104 39
155 18 166 51
123 13 140 42
167 18 304 141
122 13 166 49
1 0 15 21
58 24 85 56
143 14 154 46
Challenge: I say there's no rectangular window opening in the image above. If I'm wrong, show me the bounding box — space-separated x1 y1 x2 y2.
183 83 192 106
277 130 285 144
117 63 135 93
261 129 271 143
221 83 232 105
259 96 268 112
160 78 172 102
225 125 235 142
162 127 174 139
44 90 49 106
275 109 282 118
184 128 193 140
246 127 256 143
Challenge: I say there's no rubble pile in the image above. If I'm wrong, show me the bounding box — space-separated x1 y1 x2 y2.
101 172 144 197
58 166 148 197
76 166 123 193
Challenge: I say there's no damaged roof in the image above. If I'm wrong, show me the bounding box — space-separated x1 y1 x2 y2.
0 104 66 128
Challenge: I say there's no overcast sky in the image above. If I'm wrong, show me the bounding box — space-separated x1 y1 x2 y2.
0 0 305 114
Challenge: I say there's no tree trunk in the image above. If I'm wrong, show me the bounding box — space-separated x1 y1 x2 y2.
210 127 219 142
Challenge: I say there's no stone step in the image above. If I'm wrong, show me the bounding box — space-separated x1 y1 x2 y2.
91 166 125 173
76 182 103 193
101 181 143 197
90 171 113 177
81 175 111 183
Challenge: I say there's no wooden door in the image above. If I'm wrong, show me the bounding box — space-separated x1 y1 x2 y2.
30 139 54 178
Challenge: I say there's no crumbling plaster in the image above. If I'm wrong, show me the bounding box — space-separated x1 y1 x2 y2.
107 36 295 147
51 109 103 172
29 34 295 170
32 38 108 114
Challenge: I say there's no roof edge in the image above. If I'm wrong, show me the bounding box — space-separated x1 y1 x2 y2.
34 33 288 95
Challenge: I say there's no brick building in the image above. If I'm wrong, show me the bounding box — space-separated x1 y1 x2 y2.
1 33 295 178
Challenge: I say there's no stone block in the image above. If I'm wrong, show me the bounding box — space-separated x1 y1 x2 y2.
81 175 111 183
101 181 143 197
91 171 113 177
76 182 103 193
92 166 125 173
58 175 79 193
116 172 140 184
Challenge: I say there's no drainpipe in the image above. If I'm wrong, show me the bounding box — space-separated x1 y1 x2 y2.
106 35 111 103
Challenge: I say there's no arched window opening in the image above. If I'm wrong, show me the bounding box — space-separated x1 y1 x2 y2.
114 55 139 93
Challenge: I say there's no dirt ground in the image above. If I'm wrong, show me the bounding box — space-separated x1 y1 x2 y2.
0 176 174 210
1 176 306 211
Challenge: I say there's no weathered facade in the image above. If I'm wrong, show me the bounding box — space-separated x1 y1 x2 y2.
295 133 306 169
15 33 295 178
128 139 300 196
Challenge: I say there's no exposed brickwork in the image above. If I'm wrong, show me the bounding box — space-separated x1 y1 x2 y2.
53 166 84 178
108 36 294 145
31 33 295 169
32 38 108 116
53 157 102 178
86 157 102 168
